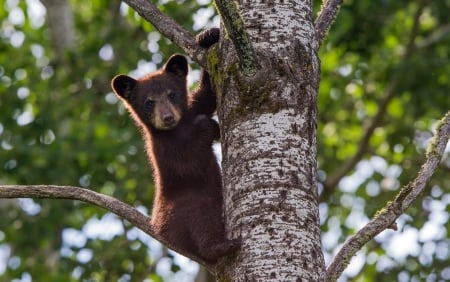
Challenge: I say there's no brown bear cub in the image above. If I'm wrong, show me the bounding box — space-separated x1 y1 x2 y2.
111 28 240 263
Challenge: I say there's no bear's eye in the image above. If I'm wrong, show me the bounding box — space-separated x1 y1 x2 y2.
144 99 155 111
168 91 176 102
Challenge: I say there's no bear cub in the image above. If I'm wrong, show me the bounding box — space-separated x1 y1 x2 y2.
111 28 240 263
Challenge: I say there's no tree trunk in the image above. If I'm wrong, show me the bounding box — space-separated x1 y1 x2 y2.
214 0 326 280
41 0 75 56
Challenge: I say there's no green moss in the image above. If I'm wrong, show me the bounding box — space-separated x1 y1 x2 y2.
208 47 286 120
395 182 414 204
425 113 449 159
206 46 223 87
216 274 231 282
213 0 257 75
373 203 390 219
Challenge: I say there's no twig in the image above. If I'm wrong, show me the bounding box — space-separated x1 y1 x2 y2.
326 110 450 281
0 185 215 272
416 23 450 49
320 0 427 202
121 0 208 66
314 0 343 48
214 0 257 76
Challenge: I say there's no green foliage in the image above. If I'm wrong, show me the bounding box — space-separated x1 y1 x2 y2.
0 0 215 280
317 0 450 281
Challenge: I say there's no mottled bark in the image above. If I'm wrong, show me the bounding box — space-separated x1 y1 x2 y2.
214 0 326 280
314 0 343 48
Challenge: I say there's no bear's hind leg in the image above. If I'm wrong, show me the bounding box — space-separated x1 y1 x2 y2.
188 201 241 263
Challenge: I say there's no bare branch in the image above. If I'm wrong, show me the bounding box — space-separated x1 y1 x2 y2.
320 0 427 202
314 0 343 48
120 0 208 66
0 185 215 272
326 110 450 281
121 0 259 72
417 23 450 49
214 0 257 76
0 185 153 231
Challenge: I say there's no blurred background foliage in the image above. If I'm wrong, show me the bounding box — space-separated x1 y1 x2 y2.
0 0 448 281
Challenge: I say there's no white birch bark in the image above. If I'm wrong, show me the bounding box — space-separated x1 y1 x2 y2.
216 0 326 280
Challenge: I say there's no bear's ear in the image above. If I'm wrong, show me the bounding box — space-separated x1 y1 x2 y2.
164 54 188 78
111 75 137 100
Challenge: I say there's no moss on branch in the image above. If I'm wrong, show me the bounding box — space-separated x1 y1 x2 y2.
214 0 257 76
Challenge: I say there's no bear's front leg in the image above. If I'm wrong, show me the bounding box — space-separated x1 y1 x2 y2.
194 115 220 142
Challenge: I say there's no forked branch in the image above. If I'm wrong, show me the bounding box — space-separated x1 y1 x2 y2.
121 0 208 66
326 110 450 281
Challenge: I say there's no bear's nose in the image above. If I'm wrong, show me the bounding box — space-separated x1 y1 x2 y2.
163 115 175 124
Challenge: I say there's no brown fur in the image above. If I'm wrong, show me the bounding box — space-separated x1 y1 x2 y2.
111 29 240 263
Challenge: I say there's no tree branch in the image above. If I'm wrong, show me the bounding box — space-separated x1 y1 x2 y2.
326 110 450 281
416 23 450 49
214 0 257 76
0 185 215 272
120 0 208 67
319 0 427 202
314 0 343 48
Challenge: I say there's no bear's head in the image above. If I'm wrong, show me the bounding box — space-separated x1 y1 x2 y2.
111 55 189 131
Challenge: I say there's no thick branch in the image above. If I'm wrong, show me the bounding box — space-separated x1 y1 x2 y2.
0 185 153 232
214 0 257 75
121 0 208 67
326 110 450 281
320 0 427 202
314 0 343 48
0 185 215 271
